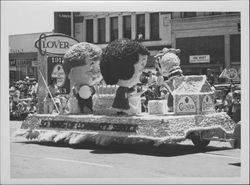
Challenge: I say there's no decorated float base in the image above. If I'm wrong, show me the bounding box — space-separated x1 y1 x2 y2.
13 112 237 149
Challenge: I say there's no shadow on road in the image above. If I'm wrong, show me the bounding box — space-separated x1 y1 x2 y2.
12 140 233 157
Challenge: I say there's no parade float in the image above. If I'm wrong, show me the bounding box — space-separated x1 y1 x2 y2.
13 35 238 149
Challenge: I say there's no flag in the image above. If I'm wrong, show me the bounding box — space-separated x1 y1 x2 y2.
219 68 228 79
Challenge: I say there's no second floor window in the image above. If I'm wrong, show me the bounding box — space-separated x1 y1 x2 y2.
110 17 118 41
86 19 93 43
182 12 196 18
98 18 106 43
210 12 222 16
136 14 145 40
150 13 159 40
123 15 131 39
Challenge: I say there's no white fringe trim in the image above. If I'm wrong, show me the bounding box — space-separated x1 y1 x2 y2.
14 125 233 147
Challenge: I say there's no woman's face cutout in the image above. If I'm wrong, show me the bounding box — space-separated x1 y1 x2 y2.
118 54 148 87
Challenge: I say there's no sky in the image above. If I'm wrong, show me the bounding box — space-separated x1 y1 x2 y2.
2 1 54 35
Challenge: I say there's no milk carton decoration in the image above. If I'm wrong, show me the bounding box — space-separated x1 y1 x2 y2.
100 39 150 115
171 75 215 115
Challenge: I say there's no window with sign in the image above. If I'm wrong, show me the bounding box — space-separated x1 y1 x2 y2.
176 36 225 66
110 17 118 41
86 19 93 43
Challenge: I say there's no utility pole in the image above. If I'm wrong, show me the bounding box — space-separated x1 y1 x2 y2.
71 12 74 37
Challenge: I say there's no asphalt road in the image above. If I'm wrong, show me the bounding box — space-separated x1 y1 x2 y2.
10 121 240 179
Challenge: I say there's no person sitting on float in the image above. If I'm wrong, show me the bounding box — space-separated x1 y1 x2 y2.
63 42 102 114
100 38 150 115
154 48 184 111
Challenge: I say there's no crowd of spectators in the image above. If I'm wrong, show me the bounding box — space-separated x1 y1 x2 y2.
9 76 38 120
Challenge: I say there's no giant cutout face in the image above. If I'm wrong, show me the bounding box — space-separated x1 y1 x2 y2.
100 39 150 87
100 39 150 113
64 42 102 90
155 48 182 78
117 54 148 88
63 42 102 113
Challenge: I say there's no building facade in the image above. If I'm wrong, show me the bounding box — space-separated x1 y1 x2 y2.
55 11 241 83
9 32 51 82
71 12 172 69
171 12 240 83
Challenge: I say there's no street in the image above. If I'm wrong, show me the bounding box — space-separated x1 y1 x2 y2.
10 121 240 178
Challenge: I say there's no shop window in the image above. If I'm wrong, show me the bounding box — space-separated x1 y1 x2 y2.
98 18 106 43
136 14 145 39
176 35 225 66
182 12 196 18
123 15 131 39
110 17 118 41
150 13 159 40
230 34 241 62
86 19 93 43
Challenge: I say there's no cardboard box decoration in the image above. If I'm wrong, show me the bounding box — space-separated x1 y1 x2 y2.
148 100 169 115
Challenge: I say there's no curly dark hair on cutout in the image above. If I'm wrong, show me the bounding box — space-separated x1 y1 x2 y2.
100 39 150 85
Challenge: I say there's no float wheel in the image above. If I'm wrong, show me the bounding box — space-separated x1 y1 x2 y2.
190 132 210 150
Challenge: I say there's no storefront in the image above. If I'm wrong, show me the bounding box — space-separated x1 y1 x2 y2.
9 32 51 82
171 12 241 84
9 52 38 82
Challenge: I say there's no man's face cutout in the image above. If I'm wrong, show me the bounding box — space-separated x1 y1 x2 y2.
68 56 102 87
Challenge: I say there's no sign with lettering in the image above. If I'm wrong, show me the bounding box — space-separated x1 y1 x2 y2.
177 96 197 113
226 68 238 80
47 56 70 94
189 55 210 63
35 33 79 55
39 120 138 132
32 60 39 67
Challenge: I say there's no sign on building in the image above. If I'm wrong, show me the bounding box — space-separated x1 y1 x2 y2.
47 56 69 94
35 33 79 55
35 33 79 113
189 55 210 63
